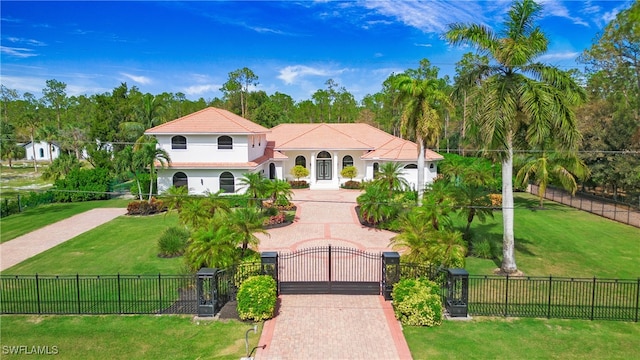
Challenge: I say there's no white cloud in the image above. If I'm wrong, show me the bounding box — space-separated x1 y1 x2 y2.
277 65 343 85
414 43 432 48
538 51 580 61
0 46 37 58
6 37 46 46
538 0 589 27
181 84 218 96
120 73 152 85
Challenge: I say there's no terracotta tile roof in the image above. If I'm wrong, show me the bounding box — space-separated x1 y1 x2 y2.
268 123 443 161
146 107 270 135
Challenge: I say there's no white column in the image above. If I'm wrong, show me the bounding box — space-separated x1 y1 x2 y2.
310 152 316 185
333 151 339 186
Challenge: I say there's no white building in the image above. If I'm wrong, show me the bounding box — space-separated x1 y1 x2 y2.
145 107 443 194
22 141 60 161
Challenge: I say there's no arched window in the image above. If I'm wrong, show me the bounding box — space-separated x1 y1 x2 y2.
218 136 233 150
39 148 44 158
171 136 187 150
220 172 235 193
342 155 353 169
373 162 379 175
429 163 434 169
404 164 418 169
295 155 306 168
269 163 276 180
317 151 331 159
172 172 188 188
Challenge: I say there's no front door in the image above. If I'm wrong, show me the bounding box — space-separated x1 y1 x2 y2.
316 151 332 180
317 160 332 180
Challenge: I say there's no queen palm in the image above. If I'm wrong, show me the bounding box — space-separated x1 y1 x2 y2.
446 0 585 273
393 64 453 205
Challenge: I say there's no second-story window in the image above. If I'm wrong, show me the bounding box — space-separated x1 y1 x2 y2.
218 135 233 150
171 136 187 150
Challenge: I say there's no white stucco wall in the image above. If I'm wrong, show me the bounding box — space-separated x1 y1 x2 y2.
24 141 59 161
156 134 252 163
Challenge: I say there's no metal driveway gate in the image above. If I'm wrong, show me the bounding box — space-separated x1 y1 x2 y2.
278 245 382 295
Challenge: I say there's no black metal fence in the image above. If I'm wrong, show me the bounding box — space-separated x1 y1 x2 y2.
468 275 640 322
529 184 640 228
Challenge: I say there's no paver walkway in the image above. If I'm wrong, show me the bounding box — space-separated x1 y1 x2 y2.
255 189 411 359
0 208 126 271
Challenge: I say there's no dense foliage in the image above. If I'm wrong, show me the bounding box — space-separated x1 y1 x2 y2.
236 275 277 321
157 226 190 257
53 168 112 202
392 278 443 327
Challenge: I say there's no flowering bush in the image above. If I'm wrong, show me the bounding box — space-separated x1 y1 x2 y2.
236 275 277 321
392 278 443 327
127 197 166 215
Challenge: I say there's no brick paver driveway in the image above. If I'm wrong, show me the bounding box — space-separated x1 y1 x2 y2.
255 190 411 359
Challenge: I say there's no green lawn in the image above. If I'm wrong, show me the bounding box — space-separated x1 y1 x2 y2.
0 199 130 243
462 193 640 278
0 315 262 360
0 165 53 200
404 317 640 360
2 214 183 275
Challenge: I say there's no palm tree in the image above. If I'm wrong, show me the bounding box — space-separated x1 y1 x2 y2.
455 183 494 240
162 185 189 214
393 65 453 205
203 190 231 217
238 172 268 207
264 179 293 206
375 162 409 195
120 93 164 142
186 224 239 270
390 210 434 263
134 135 170 203
228 207 269 256
36 124 58 164
446 0 585 273
419 190 454 231
515 148 590 208
178 197 211 231
356 182 397 225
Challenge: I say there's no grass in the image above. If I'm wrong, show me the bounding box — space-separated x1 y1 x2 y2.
404 317 640 360
462 193 640 279
0 164 53 200
2 213 183 275
0 199 130 244
0 315 262 360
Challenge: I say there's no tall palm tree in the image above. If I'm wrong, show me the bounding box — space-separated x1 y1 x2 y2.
393 67 453 205
515 147 590 208
446 0 586 273
228 207 269 256
120 93 165 142
134 135 170 202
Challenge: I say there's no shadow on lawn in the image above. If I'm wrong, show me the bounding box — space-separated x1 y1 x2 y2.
471 223 536 268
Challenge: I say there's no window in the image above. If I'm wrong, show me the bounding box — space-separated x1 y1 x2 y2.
430 163 434 169
295 155 306 168
220 172 235 193
404 164 418 169
317 151 331 159
39 148 44 158
342 155 353 169
373 162 379 175
218 136 233 150
172 172 188 188
171 136 187 150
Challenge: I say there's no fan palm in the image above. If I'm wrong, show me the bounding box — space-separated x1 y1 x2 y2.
446 0 586 273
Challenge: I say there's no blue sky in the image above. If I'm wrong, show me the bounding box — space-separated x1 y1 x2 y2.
0 1 632 102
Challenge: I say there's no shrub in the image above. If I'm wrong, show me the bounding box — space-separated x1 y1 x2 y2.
236 275 277 321
341 180 361 189
340 165 358 180
392 278 443 327
290 165 309 181
127 197 166 215
263 212 286 226
471 238 495 259
288 180 309 189
157 226 190 257
54 167 113 202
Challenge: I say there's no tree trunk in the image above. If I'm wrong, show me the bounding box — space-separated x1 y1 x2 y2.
48 143 53 163
501 139 517 273
462 92 467 156
417 138 426 206
148 164 154 203
30 132 37 173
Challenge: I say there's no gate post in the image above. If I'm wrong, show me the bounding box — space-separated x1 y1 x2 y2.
382 252 401 300
197 268 217 317
261 251 279 294
445 268 469 317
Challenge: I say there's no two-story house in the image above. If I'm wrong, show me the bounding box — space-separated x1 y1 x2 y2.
145 107 443 194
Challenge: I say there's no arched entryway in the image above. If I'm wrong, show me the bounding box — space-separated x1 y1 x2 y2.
269 163 276 180
316 151 332 180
